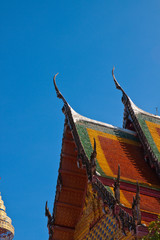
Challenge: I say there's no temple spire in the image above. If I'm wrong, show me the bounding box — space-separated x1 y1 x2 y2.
0 193 14 239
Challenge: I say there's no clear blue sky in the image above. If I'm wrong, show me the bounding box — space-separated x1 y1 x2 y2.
0 1 160 239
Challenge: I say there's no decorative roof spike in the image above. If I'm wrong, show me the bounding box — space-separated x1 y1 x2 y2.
112 67 123 91
90 138 97 161
93 138 96 154
53 73 68 105
45 201 54 240
136 181 140 197
132 196 135 209
113 165 120 204
117 164 120 182
90 138 97 179
112 67 128 105
132 182 141 225
0 193 14 239
57 173 62 192
45 201 52 221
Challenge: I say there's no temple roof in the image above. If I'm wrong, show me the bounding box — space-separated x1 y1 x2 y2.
71 107 159 187
112 68 160 177
51 73 160 236
70 107 160 223
53 73 159 187
130 99 160 163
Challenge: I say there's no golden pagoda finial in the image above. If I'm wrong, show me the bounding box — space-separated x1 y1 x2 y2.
0 193 14 239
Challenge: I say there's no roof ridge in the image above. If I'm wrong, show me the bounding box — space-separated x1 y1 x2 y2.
53 73 137 136
70 106 137 136
129 97 160 120
112 67 160 120
112 68 160 178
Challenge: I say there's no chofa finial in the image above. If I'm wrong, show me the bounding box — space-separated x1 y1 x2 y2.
113 165 121 204
112 67 128 105
53 73 67 105
93 138 96 153
132 181 141 225
118 164 120 181
90 138 97 180
112 67 124 92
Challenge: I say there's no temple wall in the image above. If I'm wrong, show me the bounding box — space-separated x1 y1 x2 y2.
74 183 134 240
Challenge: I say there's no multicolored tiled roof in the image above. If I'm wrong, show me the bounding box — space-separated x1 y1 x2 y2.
130 100 160 163
112 69 160 177
73 109 159 188
105 186 160 217
70 107 160 218
52 73 160 240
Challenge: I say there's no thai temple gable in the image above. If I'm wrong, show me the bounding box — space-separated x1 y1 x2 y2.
46 73 160 240
112 68 160 178
0 193 14 240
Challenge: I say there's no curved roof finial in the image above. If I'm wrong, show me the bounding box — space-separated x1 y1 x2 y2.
112 67 129 105
53 73 67 105
112 67 125 94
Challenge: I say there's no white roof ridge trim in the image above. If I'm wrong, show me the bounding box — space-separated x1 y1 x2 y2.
69 105 137 136
129 98 160 120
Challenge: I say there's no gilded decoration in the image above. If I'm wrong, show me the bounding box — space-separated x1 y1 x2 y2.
0 194 14 240
74 183 103 240
74 184 134 240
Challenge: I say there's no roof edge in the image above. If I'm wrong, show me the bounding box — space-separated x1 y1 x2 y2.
129 97 160 119
70 107 137 136
53 73 137 137
112 70 160 177
53 73 92 179
53 73 68 106
112 68 160 119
